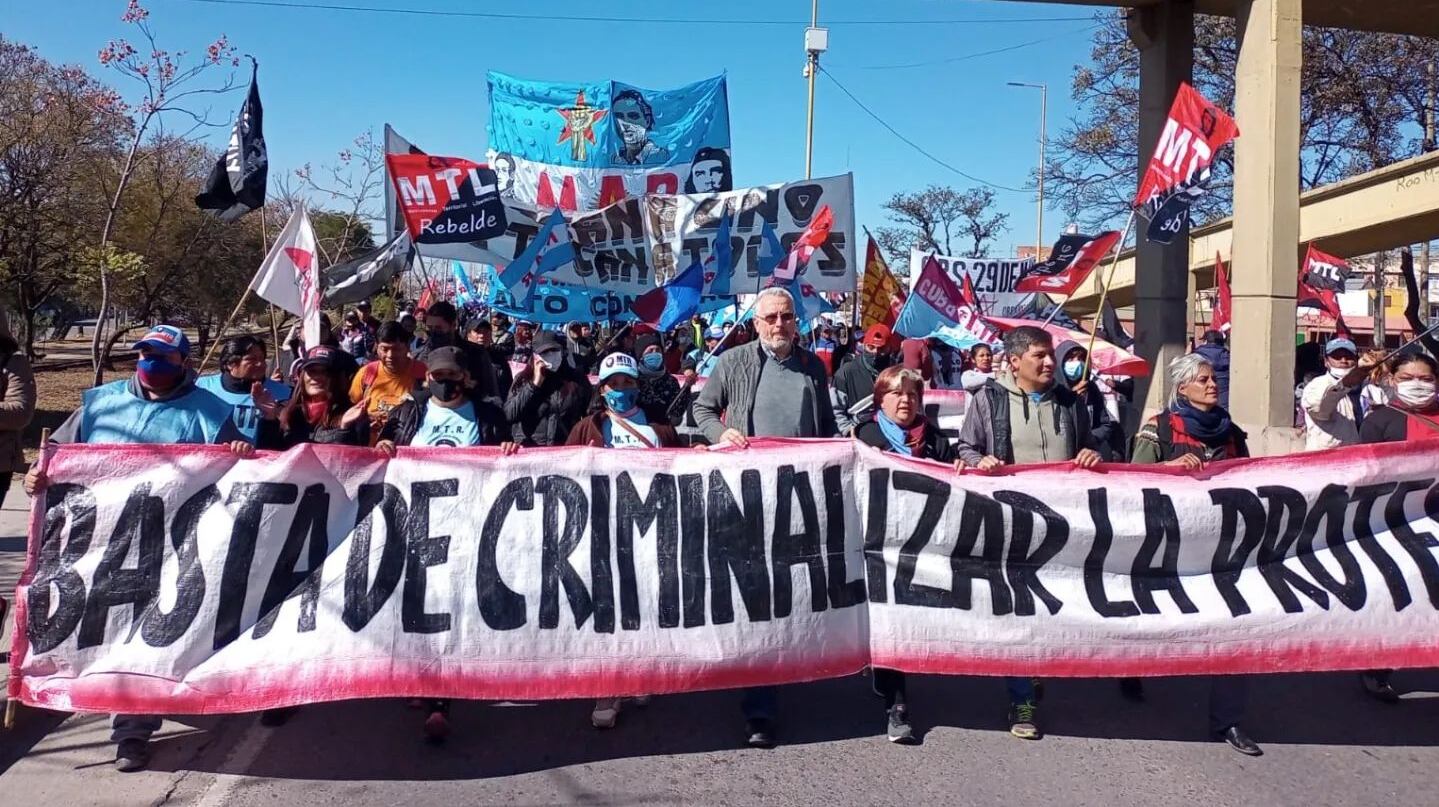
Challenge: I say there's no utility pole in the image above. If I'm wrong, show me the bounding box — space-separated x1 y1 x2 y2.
803 1 828 179
1008 82 1048 258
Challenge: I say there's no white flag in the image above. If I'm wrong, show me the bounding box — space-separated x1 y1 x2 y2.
252 206 321 349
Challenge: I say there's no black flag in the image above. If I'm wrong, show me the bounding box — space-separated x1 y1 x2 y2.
323 230 415 306
1098 299 1134 349
196 64 267 222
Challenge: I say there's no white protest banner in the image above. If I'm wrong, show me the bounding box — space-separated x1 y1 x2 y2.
651 174 855 294
909 249 1036 318
13 439 1439 715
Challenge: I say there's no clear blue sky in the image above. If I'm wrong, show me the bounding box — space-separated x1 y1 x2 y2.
3 0 1105 259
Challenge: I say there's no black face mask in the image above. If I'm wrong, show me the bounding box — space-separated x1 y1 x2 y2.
860 351 889 373
427 331 453 348
427 378 462 402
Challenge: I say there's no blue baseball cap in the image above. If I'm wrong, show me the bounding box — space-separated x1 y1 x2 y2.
132 325 190 357
1324 337 1358 356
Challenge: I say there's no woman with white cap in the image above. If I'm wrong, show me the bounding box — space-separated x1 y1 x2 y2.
566 352 680 728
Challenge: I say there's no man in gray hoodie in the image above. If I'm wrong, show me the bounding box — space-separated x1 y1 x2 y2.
954 324 1102 741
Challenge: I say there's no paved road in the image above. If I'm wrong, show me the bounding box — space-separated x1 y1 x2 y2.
3 484 1439 806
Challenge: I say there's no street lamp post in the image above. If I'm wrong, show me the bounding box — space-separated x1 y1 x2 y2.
804 1 828 179
1008 81 1047 259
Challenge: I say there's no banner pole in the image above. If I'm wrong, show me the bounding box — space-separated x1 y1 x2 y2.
6 426 50 730
1081 208 1138 378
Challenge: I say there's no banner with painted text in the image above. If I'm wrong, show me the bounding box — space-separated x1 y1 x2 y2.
13 440 1439 715
908 250 1036 318
486 71 731 212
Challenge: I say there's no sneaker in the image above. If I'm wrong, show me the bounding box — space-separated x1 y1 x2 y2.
1360 672 1400 704
114 738 150 773
887 707 917 745
1008 702 1041 740
423 710 450 743
591 698 621 729
745 718 776 749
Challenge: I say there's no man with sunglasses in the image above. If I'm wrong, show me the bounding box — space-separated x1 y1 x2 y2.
692 286 838 749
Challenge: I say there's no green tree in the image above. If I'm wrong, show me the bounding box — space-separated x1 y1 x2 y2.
873 185 1009 271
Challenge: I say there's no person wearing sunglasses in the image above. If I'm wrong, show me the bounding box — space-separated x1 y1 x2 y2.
691 286 838 749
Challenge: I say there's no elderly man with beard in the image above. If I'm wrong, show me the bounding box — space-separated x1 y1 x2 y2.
692 286 838 749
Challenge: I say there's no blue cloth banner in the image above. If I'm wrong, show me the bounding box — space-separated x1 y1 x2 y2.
487 71 732 211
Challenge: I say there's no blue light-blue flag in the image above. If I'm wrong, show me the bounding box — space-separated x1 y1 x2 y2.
708 213 735 297
498 208 575 301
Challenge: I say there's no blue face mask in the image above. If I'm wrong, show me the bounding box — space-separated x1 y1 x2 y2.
641 353 665 371
1063 359 1085 381
136 355 183 388
604 387 639 413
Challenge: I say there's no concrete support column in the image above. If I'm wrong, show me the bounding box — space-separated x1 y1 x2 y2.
1229 0 1303 454
1127 0 1194 431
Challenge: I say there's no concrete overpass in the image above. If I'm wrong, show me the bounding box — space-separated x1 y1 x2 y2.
1065 149 1439 311
1005 0 1439 453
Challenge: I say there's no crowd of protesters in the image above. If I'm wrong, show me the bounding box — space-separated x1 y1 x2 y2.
13 286 1439 771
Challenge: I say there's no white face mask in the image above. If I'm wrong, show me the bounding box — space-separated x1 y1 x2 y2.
1328 366 1350 380
1394 379 1437 408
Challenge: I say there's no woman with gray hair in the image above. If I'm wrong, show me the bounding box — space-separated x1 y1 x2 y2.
1131 351 1249 468
1122 350 1260 756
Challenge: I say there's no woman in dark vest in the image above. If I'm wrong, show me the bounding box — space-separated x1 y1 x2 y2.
853 365 956 745
1124 352 1261 756
1355 352 1439 703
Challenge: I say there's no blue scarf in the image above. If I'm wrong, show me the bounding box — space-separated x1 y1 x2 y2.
876 411 914 456
1173 397 1232 446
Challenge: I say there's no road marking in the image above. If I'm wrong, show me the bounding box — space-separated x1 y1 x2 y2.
192 718 268 807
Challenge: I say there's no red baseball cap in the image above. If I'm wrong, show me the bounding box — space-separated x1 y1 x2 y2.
862 324 892 349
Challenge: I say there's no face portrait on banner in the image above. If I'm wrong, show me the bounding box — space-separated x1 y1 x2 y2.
492 153 516 199
684 147 732 194
612 89 669 165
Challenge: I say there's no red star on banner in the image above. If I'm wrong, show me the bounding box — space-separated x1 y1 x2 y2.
556 89 606 161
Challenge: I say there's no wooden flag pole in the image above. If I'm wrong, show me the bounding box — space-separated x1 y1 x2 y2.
1080 208 1138 378
6 427 50 730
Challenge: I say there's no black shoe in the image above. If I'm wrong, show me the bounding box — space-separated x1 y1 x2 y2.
114 738 150 772
259 707 297 727
1118 677 1145 702
887 707 917 745
745 718 776 749
1360 672 1401 704
1216 725 1263 756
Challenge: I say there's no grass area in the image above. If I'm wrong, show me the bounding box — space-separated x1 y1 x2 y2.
25 360 135 463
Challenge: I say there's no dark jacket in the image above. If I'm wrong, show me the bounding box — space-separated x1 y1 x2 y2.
380 390 508 447
854 413 956 464
831 352 884 434
503 364 593 446
955 378 1097 466
415 339 500 403
1131 410 1249 464
1359 405 1439 445
257 408 368 450
636 370 683 425
1194 342 1231 409
692 340 838 442
566 411 681 448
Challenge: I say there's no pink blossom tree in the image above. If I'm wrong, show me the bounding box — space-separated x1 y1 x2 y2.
89 0 240 383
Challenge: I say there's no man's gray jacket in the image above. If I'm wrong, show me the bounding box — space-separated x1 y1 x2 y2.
692 340 838 441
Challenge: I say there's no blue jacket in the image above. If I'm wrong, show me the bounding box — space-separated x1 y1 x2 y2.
53 371 243 445
1194 342 1231 408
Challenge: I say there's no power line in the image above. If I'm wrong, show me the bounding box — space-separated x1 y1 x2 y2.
819 66 1028 193
841 23 1101 70
168 0 1096 26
